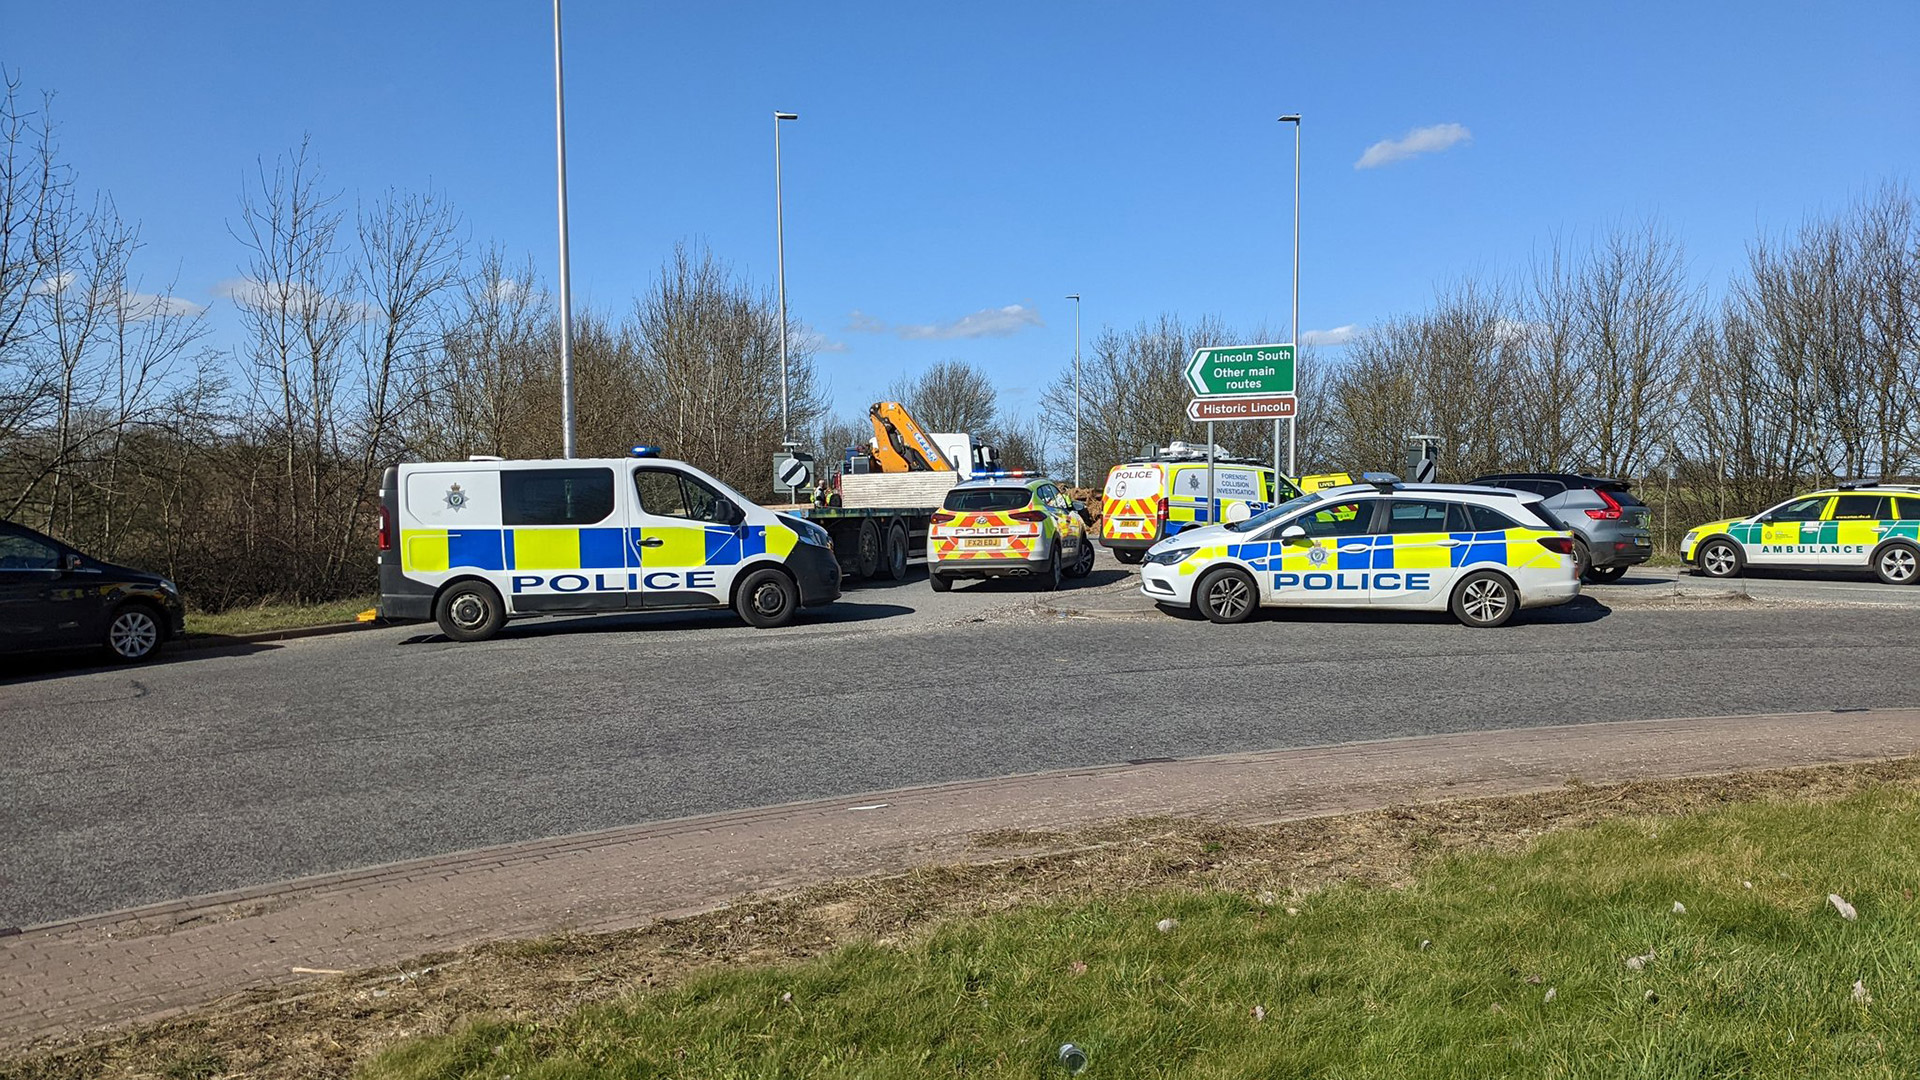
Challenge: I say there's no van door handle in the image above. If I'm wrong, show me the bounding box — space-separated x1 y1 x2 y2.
638 536 664 548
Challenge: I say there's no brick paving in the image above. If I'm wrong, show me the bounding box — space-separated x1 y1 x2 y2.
3 708 1917 1050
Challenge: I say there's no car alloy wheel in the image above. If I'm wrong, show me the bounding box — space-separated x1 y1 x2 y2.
1458 577 1511 625
1202 571 1254 622
109 608 160 660
1700 541 1740 578
1878 545 1918 585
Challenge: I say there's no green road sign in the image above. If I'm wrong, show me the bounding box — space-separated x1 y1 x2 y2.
1184 343 1296 397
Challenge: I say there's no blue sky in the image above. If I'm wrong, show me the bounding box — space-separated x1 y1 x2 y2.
10 0 1918 422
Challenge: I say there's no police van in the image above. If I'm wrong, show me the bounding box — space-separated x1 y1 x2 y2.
377 450 840 641
1099 444 1301 563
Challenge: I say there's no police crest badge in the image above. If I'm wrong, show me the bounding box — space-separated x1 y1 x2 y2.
444 483 469 511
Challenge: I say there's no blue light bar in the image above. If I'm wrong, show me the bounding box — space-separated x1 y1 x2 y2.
630 445 661 458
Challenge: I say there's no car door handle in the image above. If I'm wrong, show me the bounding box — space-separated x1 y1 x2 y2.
1435 539 1464 547
638 536 664 548
1337 543 1371 553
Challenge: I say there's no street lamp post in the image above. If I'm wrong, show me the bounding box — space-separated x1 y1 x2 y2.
1067 293 1081 488
774 111 799 448
553 0 577 458
1277 114 1301 480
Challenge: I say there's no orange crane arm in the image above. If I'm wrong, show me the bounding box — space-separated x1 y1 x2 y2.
867 402 954 472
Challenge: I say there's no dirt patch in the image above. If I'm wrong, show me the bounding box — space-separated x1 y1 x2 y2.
8 757 1918 1080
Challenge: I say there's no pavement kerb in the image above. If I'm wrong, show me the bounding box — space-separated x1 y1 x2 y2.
176 619 386 651
5 707 1920 1051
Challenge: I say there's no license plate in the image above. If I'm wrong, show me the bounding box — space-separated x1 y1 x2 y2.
963 537 1003 548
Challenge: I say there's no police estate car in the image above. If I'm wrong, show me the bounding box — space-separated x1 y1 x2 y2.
378 450 840 641
1139 476 1580 627
927 473 1094 591
1682 482 1920 585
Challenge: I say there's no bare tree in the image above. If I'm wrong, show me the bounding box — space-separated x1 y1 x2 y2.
887 358 997 433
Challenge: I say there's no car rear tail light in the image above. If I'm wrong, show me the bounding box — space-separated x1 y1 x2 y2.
1585 489 1623 520
377 506 392 551
1010 510 1047 523
1537 536 1575 554
930 511 957 525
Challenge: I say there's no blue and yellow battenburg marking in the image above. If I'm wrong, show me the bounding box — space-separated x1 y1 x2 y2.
398 524 796 575
1174 529 1560 591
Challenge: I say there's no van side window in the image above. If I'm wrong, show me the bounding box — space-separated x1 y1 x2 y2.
502 468 615 526
635 468 730 523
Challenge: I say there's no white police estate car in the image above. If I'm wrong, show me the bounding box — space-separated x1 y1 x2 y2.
1139 476 1581 627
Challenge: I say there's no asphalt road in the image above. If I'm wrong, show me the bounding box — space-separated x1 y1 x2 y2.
3 555 1917 928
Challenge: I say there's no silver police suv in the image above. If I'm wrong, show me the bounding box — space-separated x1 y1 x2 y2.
1468 473 1653 583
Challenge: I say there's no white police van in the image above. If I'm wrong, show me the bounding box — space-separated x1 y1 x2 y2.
378 449 840 641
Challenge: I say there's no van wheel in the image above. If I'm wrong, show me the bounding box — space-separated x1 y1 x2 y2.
1875 543 1919 585
884 521 910 581
736 568 799 627
1196 567 1257 624
1113 549 1144 565
105 603 165 662
1451 571 1517 628
436 581 505 642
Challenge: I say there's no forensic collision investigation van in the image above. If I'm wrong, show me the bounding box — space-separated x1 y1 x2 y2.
377 450 841 641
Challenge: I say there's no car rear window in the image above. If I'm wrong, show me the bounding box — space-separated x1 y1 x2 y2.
944 487 1032 513
1596 482 1645 507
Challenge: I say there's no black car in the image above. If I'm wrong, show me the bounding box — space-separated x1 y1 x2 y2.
1466 473 1654 582
0 520 186 662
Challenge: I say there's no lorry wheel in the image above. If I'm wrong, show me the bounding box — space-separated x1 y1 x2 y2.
735 568 799 627
884 521 910 581
854 519 882 579
436 580 505 642
1113 549 1143 565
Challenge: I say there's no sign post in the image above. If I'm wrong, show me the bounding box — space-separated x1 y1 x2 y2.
773 451 814 504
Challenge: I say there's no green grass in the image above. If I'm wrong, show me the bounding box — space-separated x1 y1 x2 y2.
185 595 376 637
362 789 1920 1079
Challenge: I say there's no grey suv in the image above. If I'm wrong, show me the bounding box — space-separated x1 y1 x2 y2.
1468 473 1653 582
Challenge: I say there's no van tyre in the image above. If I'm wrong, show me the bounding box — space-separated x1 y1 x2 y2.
1113 548 1144 565
884 521 910 581
436 580 506 642
736 568 799 628
105 603 164 662
1196 567 1257 624
1067 535 1096 578
1697 538 1742 579
1875 543 1919 585
1451 571 1517 628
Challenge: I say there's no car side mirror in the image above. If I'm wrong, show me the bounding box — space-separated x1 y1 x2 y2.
718 501 746 526
1280 524 1308 543
65 552 85 571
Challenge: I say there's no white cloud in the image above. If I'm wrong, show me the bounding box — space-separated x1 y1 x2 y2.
117 291 206 320
214 277 372 320
1354 123 1472 169
1301 324 1358 346
844 309 887 334
30 271 76 296
897 303 1044 340
797 328 849 354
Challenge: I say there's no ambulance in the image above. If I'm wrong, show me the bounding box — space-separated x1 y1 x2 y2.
1682 482 1920 585
1098 444 1301 564
377 450 841 641
1139 476 1580 627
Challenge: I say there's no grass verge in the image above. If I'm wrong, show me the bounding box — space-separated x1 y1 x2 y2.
185 595 376 637
7 759 1918 1079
